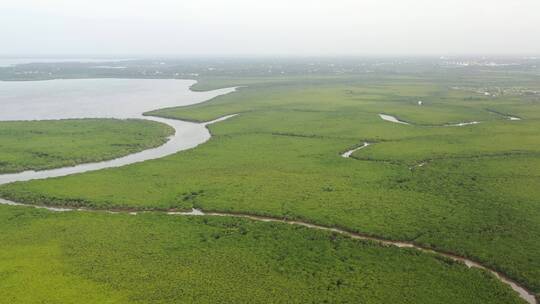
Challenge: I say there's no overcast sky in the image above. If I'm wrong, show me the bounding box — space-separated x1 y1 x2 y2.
1 0 539 56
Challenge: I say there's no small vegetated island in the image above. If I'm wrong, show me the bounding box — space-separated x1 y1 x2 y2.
0 58 539 303
0 119 173 174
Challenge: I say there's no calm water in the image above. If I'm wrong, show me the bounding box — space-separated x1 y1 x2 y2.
0 79 233 121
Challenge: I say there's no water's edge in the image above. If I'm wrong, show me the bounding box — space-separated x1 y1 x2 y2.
0 78 238 186
0 114 237 185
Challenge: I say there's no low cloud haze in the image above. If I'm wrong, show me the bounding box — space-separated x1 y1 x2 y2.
1 0 539 56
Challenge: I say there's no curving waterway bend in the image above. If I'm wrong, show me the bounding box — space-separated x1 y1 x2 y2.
0 79 237 185
0 80 536 304
0 114 237 185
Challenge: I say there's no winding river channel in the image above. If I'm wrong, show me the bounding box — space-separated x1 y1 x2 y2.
0 79 236 184
0 114 236 185
0 79 536 304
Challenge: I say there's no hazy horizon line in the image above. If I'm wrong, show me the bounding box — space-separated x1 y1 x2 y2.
1 53 539 59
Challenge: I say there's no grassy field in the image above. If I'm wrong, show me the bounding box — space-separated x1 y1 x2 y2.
0 119 173 174
1 69 539 302
0 205 524 303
